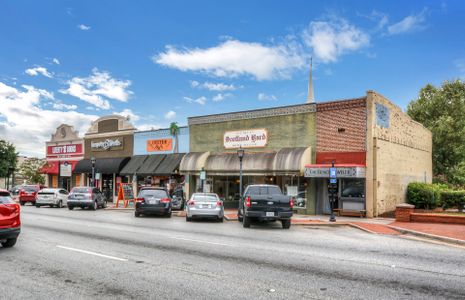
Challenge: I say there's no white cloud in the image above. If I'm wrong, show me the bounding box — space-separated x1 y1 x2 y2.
190 80 239 91
52 102 77 110
0 82 97 156
387 9 428 35
25 66 53 78
184 96 207 105
155 39 305 80
60 68 132 110
303 18 369 63
78 24 91 31
212 93 232 102
258 93 277 101
52 58 60 65
164 110 176 120
113 108 140 122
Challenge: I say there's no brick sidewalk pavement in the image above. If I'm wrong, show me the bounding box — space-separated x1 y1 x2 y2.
389 222 465 241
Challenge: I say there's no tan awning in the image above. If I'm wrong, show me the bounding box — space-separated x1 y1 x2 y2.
273 147 312 175
179 152 210 174
205 152 276 176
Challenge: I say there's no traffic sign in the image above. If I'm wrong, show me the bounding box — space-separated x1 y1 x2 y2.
329 167 337 178
330 178 337 184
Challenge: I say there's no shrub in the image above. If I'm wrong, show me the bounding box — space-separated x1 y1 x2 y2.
440 190 465 212
407 182 441 209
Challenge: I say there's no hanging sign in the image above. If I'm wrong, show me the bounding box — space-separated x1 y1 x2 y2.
147 138 173 152
224 129 268 149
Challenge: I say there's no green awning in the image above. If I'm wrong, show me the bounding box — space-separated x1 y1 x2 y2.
137 155 165 176
120 155 150 175
154 153 185 176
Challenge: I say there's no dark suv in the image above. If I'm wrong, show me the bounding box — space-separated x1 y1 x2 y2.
67 187 107 210
135 187 172 218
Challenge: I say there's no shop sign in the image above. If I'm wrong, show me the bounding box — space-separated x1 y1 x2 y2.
60 163 72 177
224 129 268 149
91 138 123 151
146 138 172 152
47 144 82 157
304 167 366 178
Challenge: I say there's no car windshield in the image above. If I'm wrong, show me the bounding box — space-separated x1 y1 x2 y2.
23 186 39 192
192 194 218 202
0 192 13 203
246 186 282 196
72 188 92 193
139 189 167 198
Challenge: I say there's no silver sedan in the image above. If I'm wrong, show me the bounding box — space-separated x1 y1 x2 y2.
186 193 224 222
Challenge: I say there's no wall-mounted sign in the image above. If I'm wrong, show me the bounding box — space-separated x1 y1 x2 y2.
304 167 366 178
146 138 173 152
91 138 123 151
60 163 72 177
224 129 268 149
47 144 83 157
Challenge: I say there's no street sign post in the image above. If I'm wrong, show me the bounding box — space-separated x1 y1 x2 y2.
328 162 337 222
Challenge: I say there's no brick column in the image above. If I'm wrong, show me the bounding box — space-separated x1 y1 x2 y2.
395 203 414 222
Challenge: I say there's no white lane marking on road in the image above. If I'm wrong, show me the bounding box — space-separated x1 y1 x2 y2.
168 236 233 247
57 245 128 262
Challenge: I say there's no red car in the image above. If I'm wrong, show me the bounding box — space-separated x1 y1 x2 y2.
18 185 43 206
0 189 21 248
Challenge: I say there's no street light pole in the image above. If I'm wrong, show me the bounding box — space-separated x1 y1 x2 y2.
91 157 96 187
237 147 245 207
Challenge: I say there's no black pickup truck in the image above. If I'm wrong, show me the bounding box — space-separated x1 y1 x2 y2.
238 184 293 229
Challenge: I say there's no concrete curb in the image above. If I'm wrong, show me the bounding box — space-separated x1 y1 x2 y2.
348 223 381 234
387 225 465 246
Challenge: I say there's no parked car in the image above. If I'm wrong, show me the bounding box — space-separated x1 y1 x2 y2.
18 185 43 206
36 188 69 208
8 185 22 196
135 187 172 218
238 184 293 229
186 193 224 222
0 189 20 248
67 187 107 210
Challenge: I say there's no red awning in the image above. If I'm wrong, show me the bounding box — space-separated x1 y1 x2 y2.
40 161 78 175
304 163 366 168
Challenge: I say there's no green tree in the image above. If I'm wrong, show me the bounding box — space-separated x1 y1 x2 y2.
0 140 17 179
407 79 465 186
169 122 180 153
19 158 47 184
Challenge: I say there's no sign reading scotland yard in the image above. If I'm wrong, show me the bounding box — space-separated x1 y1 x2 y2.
224 129 268 149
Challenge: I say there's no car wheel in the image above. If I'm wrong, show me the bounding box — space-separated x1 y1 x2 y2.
58 200 63 208
68 206 74 210
167 211 172 218
218 217 224 223
243 215 251 228
91 201 98 210
20 201 25 206
102 201 108 208
281 219 291 229
35 204 40 208
1 238 17 248
186 215 191 222
135 211 140 218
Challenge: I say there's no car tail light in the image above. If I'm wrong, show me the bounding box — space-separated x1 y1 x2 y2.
245 196 251 208
20 190 25 196
136 197 145 203
289 197 294 209
216 201 222 206
188 200 195 206
160 198 170 203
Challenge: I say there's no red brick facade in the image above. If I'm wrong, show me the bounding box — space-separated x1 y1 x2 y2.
316 98 367 160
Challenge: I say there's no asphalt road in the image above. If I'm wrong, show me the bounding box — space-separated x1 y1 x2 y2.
1 206 464 300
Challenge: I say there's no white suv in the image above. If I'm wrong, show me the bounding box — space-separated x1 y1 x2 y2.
36 188 69 208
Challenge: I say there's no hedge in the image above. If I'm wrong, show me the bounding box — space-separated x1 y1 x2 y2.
407 182 442 209
440 190 465 212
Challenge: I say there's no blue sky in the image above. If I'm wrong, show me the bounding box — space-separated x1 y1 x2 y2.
1 0 464 156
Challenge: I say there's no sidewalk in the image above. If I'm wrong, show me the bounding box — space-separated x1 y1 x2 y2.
388 221 465 245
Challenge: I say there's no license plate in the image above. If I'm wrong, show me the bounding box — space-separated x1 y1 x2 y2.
148 200 158 204
266 212 275 217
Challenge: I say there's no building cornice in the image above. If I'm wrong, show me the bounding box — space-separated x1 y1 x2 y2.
188 103 317 125
316 97 367 112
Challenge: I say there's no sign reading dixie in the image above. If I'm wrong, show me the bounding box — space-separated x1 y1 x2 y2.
224 129 268 149
91 138 123 151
